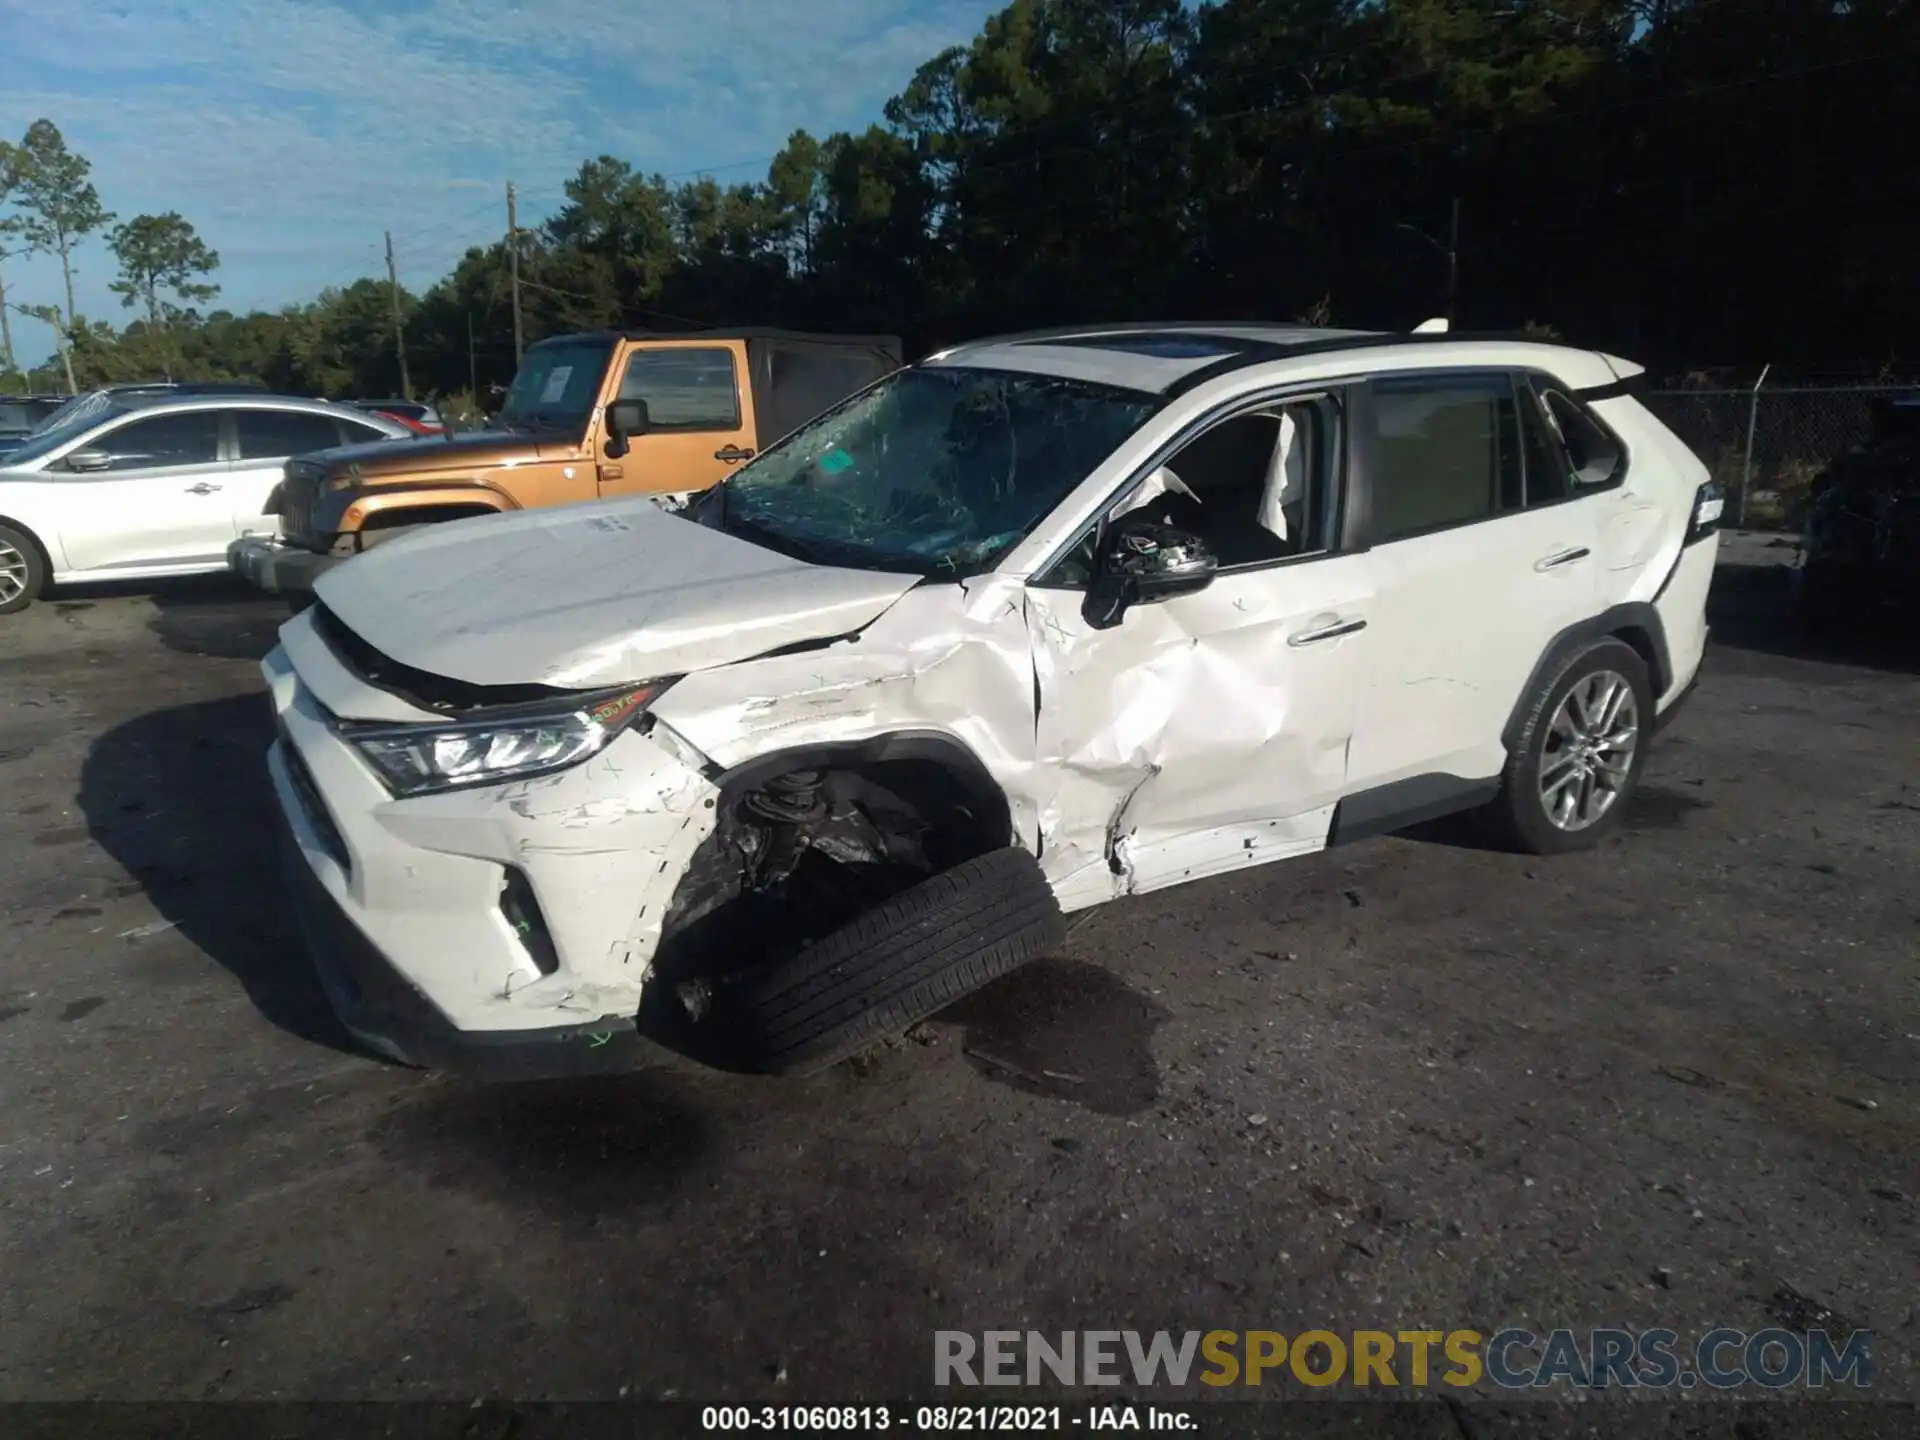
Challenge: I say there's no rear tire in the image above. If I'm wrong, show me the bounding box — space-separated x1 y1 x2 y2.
1484 638 1654 855
730 847 1064 1076
0 523 47 615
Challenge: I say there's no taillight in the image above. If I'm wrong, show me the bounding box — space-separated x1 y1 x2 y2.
1686 482 1724 545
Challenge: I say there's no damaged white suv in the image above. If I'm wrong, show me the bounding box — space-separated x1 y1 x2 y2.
261 323 1721 1076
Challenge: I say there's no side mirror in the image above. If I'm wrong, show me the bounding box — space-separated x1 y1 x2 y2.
1084 518 1217 630
65 449 112 473
604 398 650 459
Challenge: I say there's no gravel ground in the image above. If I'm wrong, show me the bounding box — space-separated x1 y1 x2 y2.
0 534 1914 1421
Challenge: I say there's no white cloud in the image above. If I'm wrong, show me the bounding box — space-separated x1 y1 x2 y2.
0 0 999 369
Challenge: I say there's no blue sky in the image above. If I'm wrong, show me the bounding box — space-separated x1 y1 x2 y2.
0 0 1004 370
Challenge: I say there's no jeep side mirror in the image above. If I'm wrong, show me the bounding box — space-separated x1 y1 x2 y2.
1083 518 1218 630
604 398 650 459
65 449 112 473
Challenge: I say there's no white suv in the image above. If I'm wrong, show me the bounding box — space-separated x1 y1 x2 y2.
260 324 1721 1076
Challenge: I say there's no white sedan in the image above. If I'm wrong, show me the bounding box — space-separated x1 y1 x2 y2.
0 394 413 613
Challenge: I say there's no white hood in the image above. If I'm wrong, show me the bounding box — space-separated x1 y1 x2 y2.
313 499 922 689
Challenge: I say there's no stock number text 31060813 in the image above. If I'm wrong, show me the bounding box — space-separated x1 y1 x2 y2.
702 1407 1071 1431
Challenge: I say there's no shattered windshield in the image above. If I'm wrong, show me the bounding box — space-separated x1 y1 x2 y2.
702 366 1159 576
495 338 613 433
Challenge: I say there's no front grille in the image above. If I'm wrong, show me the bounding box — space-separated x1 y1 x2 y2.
278 461 324 547
278 728 351 876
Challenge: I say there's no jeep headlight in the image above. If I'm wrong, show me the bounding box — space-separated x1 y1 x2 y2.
346 684 667 797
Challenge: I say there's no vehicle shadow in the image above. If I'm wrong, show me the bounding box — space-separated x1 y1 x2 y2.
1707 555 1920 675
45 574 293 662
77 692 360 1056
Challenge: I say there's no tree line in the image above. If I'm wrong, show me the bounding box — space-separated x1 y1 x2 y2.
3 0 1914 405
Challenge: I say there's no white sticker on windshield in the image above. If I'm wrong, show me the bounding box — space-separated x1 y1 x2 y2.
539 366 574 404
585 514 630 533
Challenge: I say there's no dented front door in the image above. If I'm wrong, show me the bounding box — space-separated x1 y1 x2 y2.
1023 556 1376 907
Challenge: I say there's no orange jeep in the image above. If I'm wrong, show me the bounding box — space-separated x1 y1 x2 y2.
229 329 902 598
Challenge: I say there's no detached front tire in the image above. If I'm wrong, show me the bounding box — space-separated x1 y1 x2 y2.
732 847 1065 1076
0 523 47 615
1486 638 1654 855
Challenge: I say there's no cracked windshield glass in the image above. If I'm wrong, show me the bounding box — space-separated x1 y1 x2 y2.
703 366 1159 576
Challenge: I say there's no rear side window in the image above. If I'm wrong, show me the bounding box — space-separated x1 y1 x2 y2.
1536 385 1625 490
1516 387 1574 505
236 409 345 460
338 418 395 444
1366 374 1521 542
619 347 740 429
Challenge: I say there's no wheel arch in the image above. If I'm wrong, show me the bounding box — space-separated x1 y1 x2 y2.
327 483 518 539
1500 602 1671 754
0 512 57 579
709 728 1017 857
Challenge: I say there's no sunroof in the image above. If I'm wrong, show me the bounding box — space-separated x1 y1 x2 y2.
1042 333 1246 359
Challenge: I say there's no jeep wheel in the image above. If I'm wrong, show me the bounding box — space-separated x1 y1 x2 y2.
1486 638 1654 856
0 523 47 615
729 847 1064 1075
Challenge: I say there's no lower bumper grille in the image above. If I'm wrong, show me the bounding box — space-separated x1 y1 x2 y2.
278 730 351 876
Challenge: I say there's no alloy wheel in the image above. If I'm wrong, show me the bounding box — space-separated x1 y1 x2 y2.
0 542 29 606
1538 669 1639 832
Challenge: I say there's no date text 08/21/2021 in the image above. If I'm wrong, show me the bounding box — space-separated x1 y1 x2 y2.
701 1406 1192 1432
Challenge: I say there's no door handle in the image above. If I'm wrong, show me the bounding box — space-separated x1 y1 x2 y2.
714 445 755 463
185 482 223 494
1288 615 1368 646
1534 546 1590 571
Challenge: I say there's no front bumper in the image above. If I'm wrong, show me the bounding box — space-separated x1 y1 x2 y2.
230 535 339 596
262 623 722 1070
273 797 650 1076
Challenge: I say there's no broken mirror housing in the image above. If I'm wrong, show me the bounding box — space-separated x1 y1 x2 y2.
344 683 667 797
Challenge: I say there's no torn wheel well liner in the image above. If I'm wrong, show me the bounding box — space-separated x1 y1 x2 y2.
710 732 1013 848
650 733 1017 992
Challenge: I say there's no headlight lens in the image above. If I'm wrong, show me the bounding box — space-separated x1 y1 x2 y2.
346 684 664 797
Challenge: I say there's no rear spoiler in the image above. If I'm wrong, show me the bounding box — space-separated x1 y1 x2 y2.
1576 352 1648 403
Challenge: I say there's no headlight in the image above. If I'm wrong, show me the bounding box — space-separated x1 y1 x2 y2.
345 684 666 797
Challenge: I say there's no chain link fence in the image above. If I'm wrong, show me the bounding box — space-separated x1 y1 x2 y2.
1641 378 1919 532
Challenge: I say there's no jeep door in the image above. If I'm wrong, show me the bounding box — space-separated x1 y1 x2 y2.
595 341 758 499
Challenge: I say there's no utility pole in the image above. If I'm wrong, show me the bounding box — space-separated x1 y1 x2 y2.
1397 198 1461 328
1446 196 1461 328
466 310 477 401
507 181 524 367
0 274 16 381
385 230 412 401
